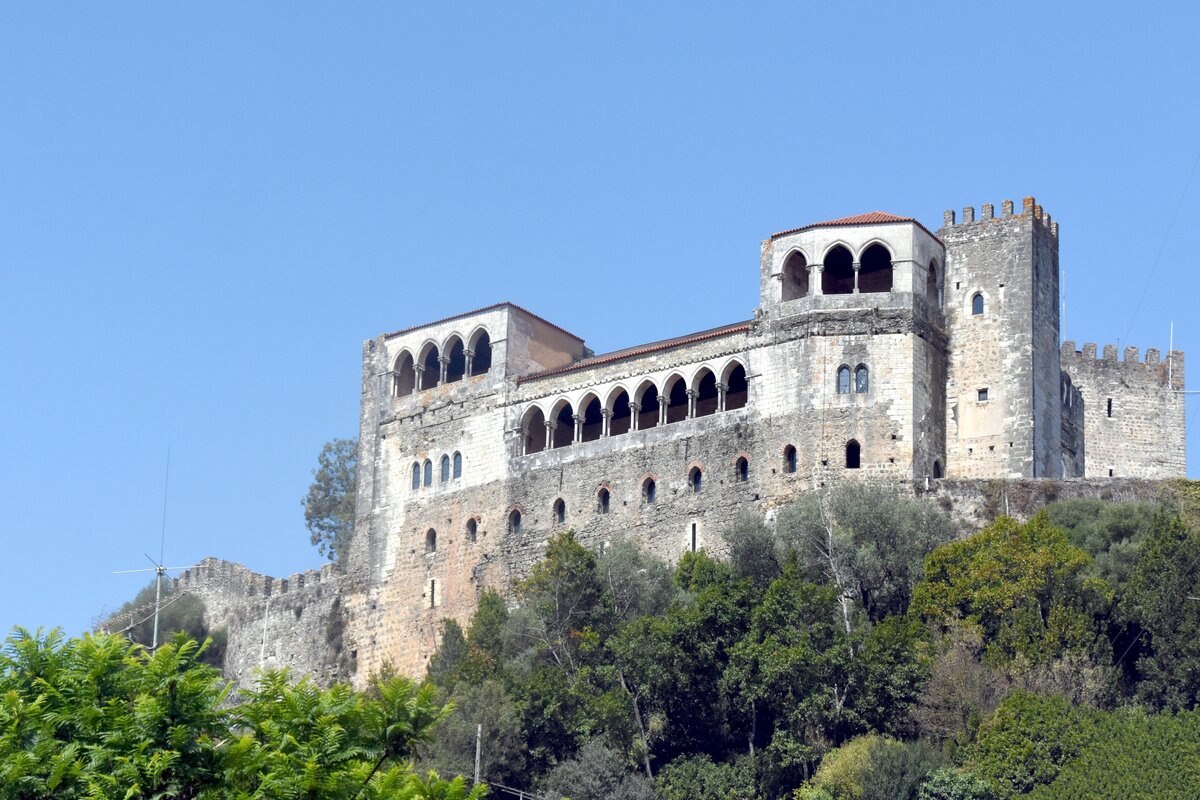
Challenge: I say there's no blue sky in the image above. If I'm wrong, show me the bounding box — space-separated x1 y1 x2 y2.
2 3 1198 634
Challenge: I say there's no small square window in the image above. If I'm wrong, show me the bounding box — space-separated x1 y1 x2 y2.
977 388 989 402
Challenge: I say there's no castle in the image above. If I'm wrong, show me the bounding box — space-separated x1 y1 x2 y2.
176 197 1186 685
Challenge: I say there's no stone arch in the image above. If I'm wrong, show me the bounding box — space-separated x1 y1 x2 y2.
553 497 566 524
634 380 660 431
507 507 523 536
425 528 437 553
926 259 940 306
641 474 657 504
468 327 493 376
783 444 797 474
607 386 632 437
418 341 441 390
821 243 855 295
578 393 603 442
443 335 466 383
845 439 861 469
549 398 575 448
521 406 547 455
393 350 416 397
596 486 611 514
688 465 703 493
723 361 748 410
663 373 689 424
692 367 719 417
735 454 749 482
858 242 893 293
782 248 809 301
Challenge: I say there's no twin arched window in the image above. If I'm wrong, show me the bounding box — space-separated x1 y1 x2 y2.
837 364 869 394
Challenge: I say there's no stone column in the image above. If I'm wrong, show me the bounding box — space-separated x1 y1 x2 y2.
573 414 583 444
657 395 668 427
686 389 698 419
464 349 474 377
601 408 612 438
811 264 823 295
413 364 425 390
438 356 449 384
852 262 861 294
629 401 641 432
889 260 896 293
544 420 555 449
716 382 728 413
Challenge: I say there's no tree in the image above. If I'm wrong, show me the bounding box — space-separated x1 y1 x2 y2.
654 754 756 800
1042 499 1158 590
302 437 359 564
798 734 945 800
539 738 654 800
970 691 1081 799
420 681 526 789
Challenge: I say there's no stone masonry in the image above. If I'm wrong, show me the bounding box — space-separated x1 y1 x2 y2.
174 199 1187 686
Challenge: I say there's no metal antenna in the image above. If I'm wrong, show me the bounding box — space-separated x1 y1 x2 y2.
112 448 199 652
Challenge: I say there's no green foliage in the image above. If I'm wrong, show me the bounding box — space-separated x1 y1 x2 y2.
800 733 945 800
106 580 227 667
0 628 483 799
1042 499 1158 589
1120 514 1200 709
916 768 993 800
971 691 1081 798
1029 708 1200 799
912 513 1102 663
303 437 359 564
421 681 526 787
654 754 756 800
539 738 653 800
723 513 784 589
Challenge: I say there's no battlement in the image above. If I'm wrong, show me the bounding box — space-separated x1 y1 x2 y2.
941 196 1058 237
1060 340 1185 386
175 556 341 598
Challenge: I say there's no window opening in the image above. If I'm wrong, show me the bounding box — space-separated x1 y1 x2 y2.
637 384 660 430
690 523 697 552
971 293 984 316
553 498 566 524
466 518 478 542
978 388 989 402
926 261 939 306
393 352 415 397
933 460 943 479
552 403 574 449
609 389 632 436
822 245 854 295
725 363 748 410
423 459 433 487
444 337 466 383
508 509 521 535
1107 398 1113 418
689 467 703 493
694 370 719 417
837 365 851 394
784 445 797 474
580 396 603 442
854 364 869 393
469 331 492 375
845 440 861 469
429 578 436 609
453 451 462 479
666 377 688 424
782 250 809 300
440 455 450 483
411 462 421 491
523 407 547 455
643 477 656 504
425 528 437 553
420 346 440 389
858 243 893 293
597 488 610 514
736 456 749 482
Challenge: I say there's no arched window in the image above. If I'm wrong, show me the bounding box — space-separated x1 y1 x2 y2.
665 376 688 424
636 382 660 431
724 362 748 411
933 460 943 479
971 293 984 316
420 345 440 390
522 407 547 455
440 455 450 483
858 243 893 293
782 250 809 301
694 369 718 418
837 365 851 394
425 528 437 553
642 477 656 504
579 395 603 443
735 456 749 482
926 261 940 306
551 402 574 449
508 509 522 535
822 245 855 295
845 440 861 469
608 388 632 437
444 336 466 383
452 452 462 479
553 498 566 524
597 488 610 514
783 445 797 474
411 462 421 491
469 330 493 376
423 459 433 487
394 352 415 397
855 364 869 394
689 466 703 494
466 518 478 542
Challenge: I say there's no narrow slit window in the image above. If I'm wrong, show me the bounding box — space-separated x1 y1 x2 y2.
440 455 450 483
837 365 851 394
553 498 566 524
453 451 462 478
597 488 610 514
643 478 656 504
784 445 797 474
689 467 703 494
736 456 749 482
690 523 697 552
1106 398 1113 418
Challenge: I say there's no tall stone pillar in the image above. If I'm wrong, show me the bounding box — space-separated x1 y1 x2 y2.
438 356 449 384
658 395 668 427
852 262 861 294
573 414 583 444
686 389 698 419
601 409 612 438
629 402 641 432
716 382 727 413
464 349 474 377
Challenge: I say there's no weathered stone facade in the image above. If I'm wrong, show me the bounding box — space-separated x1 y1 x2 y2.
176 198 1187 685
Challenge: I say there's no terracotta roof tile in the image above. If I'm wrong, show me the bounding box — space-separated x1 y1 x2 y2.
771 211 942 243
518 321 751 383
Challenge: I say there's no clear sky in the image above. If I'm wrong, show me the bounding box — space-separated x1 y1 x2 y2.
2 3 1198 635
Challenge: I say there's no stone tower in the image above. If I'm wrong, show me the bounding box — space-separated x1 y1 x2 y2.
939 198 1062 478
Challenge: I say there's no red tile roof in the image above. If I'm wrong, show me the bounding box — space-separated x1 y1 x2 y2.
518 320 751 383
771 211 941 243
382 302 584 343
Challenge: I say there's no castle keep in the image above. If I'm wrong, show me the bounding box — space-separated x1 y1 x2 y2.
178 197 1187 685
